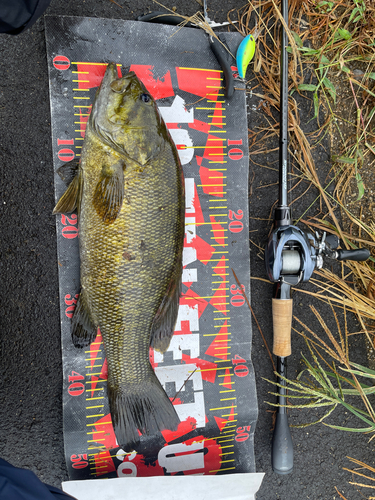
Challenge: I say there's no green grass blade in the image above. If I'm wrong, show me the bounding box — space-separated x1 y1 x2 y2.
324 423 375 432
291 30 303 48
349 362 375 376
292 404 338 428
298 84 318 92
355 169 365 201
333 156 356 164
323 77 337 103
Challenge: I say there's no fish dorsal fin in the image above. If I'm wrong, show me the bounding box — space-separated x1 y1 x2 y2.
53 171 82 215
71 288 98 348
93 160 124 224
150 269 182 353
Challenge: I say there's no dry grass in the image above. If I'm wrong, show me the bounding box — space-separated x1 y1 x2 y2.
228 0 375 346
227 1 375 497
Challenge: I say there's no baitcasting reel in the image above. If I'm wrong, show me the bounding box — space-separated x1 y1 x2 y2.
266 225 370 289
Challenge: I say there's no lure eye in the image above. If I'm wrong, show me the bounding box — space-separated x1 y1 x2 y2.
141 93 151 103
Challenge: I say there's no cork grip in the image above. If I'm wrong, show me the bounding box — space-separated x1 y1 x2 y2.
272 298 293 357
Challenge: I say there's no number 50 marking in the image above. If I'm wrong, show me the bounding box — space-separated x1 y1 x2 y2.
70 453 88 469
235 425 251 442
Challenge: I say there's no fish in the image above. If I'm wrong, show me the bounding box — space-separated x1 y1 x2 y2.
53 63 184 451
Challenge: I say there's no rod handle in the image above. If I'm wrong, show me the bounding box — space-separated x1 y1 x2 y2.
272 298 292 357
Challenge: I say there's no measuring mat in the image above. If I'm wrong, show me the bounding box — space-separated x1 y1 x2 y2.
45 15 258 481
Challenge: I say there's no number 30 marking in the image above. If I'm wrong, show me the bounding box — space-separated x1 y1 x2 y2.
230 283 245 307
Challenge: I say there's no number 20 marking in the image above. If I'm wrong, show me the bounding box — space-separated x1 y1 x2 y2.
228 209 244 233
61 213 78 239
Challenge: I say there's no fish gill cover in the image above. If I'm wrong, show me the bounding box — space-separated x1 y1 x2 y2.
45 15 258 480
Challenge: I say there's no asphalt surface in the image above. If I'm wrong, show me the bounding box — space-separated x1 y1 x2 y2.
0 1 373 499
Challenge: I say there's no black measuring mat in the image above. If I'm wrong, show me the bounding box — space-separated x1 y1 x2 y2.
45 15 258 480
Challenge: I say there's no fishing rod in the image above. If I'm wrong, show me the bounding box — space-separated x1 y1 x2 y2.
265 0 370 475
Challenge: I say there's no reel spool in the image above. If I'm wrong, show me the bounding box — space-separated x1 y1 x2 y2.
265 225 317 284
281 250 301 275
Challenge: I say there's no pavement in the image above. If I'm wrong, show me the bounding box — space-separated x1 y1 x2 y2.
0 1 373 499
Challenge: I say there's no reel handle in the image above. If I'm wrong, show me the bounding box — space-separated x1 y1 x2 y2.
272 298 293 357
337 248 370 261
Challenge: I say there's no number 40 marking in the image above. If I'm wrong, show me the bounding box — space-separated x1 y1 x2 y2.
232 355 249 377
68 371 84 396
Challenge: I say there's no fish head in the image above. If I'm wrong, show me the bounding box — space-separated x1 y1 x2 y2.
90 63 165 165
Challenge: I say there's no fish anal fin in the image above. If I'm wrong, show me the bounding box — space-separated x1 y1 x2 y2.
71 289 98 348
93 161 124 224
150 272 182 353
53 172 82 215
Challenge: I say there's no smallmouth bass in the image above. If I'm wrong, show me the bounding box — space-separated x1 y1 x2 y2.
54 63 184 451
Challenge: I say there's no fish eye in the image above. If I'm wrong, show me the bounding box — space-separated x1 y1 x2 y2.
140 93 151 103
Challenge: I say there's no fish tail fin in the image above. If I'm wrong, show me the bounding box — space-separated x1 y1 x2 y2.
108 372 180 452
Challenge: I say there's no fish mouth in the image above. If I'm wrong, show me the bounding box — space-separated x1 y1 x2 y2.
102 64 137 93
89 63 118 124
100 64 138 96
90 64 138 123
95 62 119 103
110 71 136 94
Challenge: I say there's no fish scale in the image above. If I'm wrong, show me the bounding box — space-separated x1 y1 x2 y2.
82 140 182 400
54 64 184 451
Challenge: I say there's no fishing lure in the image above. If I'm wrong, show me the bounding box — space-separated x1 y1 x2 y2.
236 33 256 79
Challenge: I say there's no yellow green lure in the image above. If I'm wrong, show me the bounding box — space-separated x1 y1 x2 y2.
236 34 256 79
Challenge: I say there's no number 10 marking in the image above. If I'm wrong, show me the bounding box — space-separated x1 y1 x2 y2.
228 139 243 161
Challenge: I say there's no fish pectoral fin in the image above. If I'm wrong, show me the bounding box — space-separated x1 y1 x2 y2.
93 161 124 224
71 289 98 348
150 271 182 353
53 171 82 215
56 159 80 185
